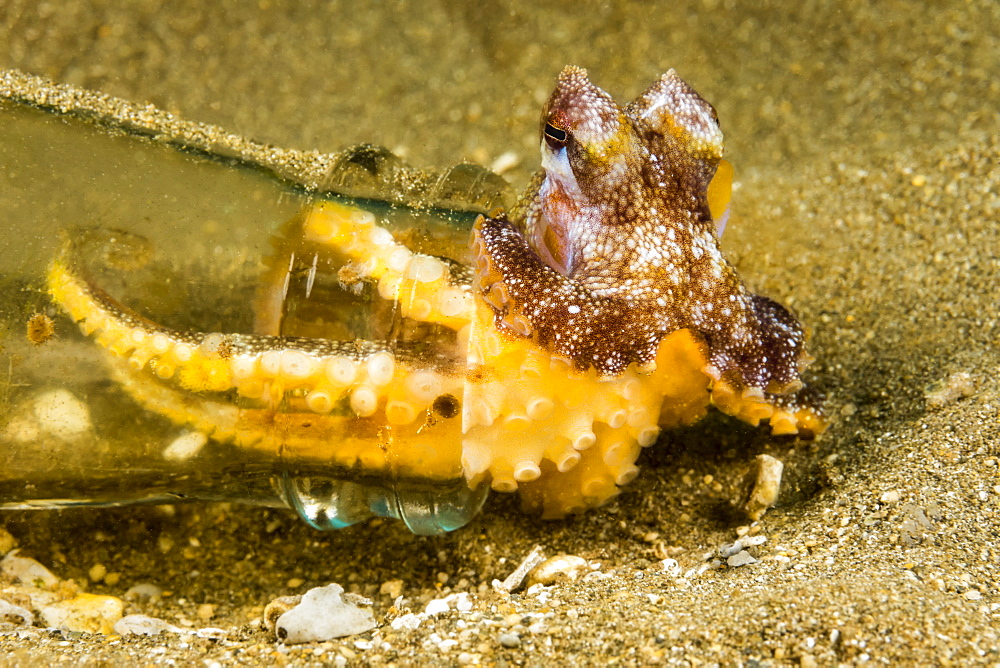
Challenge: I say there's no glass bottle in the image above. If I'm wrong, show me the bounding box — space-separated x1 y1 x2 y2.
0 77 507 535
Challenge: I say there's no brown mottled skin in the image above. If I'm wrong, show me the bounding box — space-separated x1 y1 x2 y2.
474 66 816 405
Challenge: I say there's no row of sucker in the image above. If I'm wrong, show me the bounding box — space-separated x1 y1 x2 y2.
47 256 465 428
299 201 474 331
107 356 464 479
460 297 666 517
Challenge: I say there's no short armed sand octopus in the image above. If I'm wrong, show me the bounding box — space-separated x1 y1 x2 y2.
47 67 825 529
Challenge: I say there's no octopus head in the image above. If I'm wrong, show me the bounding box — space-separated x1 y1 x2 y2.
530 66 727 279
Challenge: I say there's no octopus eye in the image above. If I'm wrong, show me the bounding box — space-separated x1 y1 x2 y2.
543 122 568 150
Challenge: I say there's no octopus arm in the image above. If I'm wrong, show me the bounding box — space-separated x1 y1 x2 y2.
703 294 824 434
47 237 468 452
297 201 475 331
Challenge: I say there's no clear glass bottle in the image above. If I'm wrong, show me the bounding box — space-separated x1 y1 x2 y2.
0 77 506 534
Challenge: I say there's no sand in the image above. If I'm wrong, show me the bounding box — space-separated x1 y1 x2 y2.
0 0 998 664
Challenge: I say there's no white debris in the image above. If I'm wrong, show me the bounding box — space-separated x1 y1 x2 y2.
275 583 376 643
718 541 745 559
493 545 546 593
659 558 680 575
390 612 423 631
32 389 92 440
163 431 208 461
425 598 450 616
195 627 228 639
438 638 459 652
1 550 59 587
424 592 474 617
114 614 185 636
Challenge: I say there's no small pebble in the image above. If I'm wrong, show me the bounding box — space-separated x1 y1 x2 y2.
498 631 521 648
425 598 450 616
390 612 422 631
88 563 107 583
0 528 18 556
880 490 900 504
379 579 404 599
274 583 376 643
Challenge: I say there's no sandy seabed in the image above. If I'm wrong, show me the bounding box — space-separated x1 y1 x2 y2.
1 1 998 664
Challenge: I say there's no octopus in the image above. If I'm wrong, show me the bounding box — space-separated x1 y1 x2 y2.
46 66 825 530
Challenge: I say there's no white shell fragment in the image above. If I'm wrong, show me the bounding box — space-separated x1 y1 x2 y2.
274 583 376 643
